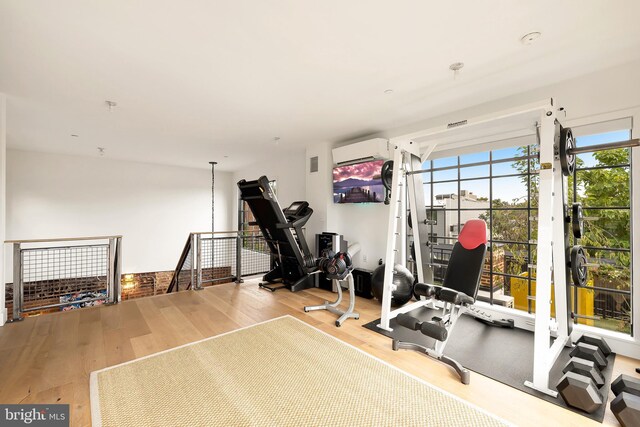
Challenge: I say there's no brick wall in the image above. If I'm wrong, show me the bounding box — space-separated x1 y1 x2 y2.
5 267 234 318
120 267 232 300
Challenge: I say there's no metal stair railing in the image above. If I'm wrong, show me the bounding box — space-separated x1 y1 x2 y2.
167 230 271 293
6 235 122 321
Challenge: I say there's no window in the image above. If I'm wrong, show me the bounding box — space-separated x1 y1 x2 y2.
570 129 632 334
417 128 633 334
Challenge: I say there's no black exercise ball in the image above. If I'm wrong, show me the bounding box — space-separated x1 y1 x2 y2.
371 264 414 307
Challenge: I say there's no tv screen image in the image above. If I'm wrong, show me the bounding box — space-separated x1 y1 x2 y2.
333 159 385 203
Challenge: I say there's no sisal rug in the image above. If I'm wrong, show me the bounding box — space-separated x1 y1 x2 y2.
91 316 509 426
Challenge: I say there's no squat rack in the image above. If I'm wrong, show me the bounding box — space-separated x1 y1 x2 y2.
380 99 571 397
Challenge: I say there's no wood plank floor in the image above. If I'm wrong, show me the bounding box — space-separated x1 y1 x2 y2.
0 279 636 427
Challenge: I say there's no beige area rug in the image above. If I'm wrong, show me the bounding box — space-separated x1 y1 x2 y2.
91 316 509 427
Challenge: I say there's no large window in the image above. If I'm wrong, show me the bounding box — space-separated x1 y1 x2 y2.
417 129 632 334
570 130 632 333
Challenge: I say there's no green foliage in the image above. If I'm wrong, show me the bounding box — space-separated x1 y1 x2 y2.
497 146 630 269
487 145 632 331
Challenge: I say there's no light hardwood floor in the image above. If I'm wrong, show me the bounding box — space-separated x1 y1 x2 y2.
0 279 635 427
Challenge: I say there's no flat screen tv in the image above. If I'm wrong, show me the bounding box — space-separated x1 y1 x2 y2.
333 159 385 204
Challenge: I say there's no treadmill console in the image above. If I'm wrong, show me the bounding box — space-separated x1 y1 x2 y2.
283 201 312 228
283 201 309 217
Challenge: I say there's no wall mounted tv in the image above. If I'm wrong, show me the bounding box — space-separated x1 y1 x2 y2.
333 159 385 204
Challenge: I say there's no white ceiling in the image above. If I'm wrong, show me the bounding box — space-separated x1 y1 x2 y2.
2 1 640 171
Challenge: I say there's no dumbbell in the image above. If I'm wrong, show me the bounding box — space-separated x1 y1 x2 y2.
570 342 607 369
556 372 604 413
577 333 612 357
562 357 605 388
611 374 640 427
556 334 611 413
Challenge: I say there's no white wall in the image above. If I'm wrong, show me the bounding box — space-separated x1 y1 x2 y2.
231 150 306 229
307 59 640 271
6 150 233 275
0 94 6 325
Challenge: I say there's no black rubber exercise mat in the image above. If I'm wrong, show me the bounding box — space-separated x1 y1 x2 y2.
363 306 616 423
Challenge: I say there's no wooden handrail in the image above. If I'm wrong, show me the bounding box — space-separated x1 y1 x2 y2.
5 235 122 244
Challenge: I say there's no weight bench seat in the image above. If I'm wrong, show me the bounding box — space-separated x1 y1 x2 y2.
392 219 489 385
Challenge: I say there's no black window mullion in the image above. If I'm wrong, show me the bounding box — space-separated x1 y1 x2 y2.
489 150 494 305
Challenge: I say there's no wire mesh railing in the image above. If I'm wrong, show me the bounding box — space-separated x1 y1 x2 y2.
200 235 237 283
167 230 271 292
240 233 271 276
7 235 122 321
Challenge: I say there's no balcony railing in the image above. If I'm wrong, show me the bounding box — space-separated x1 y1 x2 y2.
6 235 122 321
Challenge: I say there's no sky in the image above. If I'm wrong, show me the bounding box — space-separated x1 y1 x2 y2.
333 159 384 182
421 129 631 204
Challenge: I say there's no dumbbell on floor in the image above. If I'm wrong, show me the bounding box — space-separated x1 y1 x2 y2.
577 333 612 357
556 334 611 414
556 372 603 413
611 374 640 427
570 342 607 369
563 357 605 388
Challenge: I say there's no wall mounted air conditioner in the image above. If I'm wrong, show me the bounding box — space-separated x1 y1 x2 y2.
331 138 390 166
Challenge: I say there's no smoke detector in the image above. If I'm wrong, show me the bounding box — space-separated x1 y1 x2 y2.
521 32 542 45
105 100 118 112
449 62 464 79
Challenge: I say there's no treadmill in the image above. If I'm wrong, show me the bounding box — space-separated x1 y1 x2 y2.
238 176 316 292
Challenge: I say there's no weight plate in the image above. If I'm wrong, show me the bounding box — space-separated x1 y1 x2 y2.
381 160 394 191
341 251 353 269
570 245 588 287
572 203 584 239
560 127 576 176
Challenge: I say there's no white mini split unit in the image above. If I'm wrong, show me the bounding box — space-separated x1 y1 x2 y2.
331 138 390 166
